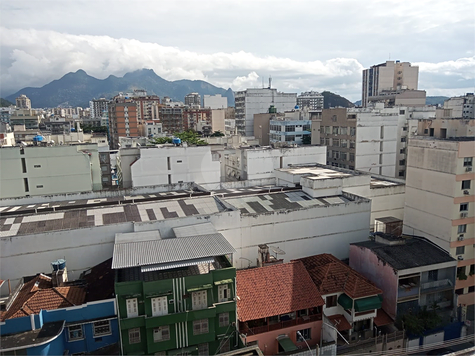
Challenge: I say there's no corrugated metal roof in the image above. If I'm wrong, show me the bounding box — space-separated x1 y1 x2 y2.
112 233 236 269
141 257 215 272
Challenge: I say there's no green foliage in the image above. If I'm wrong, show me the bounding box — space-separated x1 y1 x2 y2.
321 91 355 109
149 130 208 146
457 272 468 280
302 134 311 145
396 305 442 336
0 98 14 107
210 131 225 137
81 125 108 133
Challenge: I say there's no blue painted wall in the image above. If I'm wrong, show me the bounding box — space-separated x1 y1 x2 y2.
1 299 118 355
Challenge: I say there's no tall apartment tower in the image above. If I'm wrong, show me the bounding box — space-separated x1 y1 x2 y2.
184 92 201 107
16 94 31 109
403 137 475 308
362 61 419 107
89 98 109 120
235 88 297 136
108 98 139 149
297 91 324 113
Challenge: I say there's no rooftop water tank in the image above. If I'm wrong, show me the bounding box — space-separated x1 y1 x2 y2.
51 259 66 271
172 137 181 146
33 135 44 142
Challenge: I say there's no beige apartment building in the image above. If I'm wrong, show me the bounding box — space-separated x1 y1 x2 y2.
362 61 419 107
403 137 475 307
15 94 31 109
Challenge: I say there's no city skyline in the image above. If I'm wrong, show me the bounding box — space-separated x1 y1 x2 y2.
1 0 474 101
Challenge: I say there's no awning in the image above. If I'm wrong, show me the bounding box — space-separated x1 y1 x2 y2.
354 295 382 312
277 336 298 352
338 293 353 310
214 279 233 286
141 257 215 272
187 284 213 293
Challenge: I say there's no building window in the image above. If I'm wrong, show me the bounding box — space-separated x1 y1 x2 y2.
198 343 209 356
349 140 356 149
153 326 170 342
401 137 406 142
326 295 337 308
332 126 339 135
34 165 41 168
193 319 208 335
399 171 405 177
460 203 468 212
129 328 141 344
219 313 230 327
458 225 467 234
456 246 465 255
400 148 406 154
428 270 438 281
218 285 229 302
349 153 355 162
455 288 464 295
399 160 405 166
341 139 348 148
297 328 311 341
126 298 138 318
340 127 347 135
68 325 84 341
93 320 111 337
151 296 168 317
462 180 471 190
333 139 340 147
192 290 207 310
463 157 473 167
350 127 356 136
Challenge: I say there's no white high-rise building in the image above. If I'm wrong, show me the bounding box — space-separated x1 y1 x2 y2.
362 61 419 107
297 91 324 112
89 98 109 119
203 94 228 109
235 88 297 136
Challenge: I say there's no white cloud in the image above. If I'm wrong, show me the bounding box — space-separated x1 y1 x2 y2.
1 28 474 102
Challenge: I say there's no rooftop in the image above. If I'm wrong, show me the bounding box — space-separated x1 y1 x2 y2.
112 231 236 270
276 165 358 179
1 274 86 321
223 191 352 215
295 254 382 299
0 195 225 238
236 261 324 322
351 236 456 271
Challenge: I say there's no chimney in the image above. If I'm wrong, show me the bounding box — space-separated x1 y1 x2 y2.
257 244 271 267
51 259 68 287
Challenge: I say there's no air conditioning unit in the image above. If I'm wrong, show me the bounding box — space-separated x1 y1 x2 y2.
458 235 464 241
169 299 174 304
463 190 470 195
458 256 464 261
461 212 468 218
466 166 473 172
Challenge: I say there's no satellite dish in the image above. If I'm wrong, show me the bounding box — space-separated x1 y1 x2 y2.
270 246 286 255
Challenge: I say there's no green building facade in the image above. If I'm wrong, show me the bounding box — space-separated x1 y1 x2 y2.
112 231 239 356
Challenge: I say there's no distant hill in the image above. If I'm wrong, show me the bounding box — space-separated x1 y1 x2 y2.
426 96 449 106
322 91 355 109
354 96 450 107
0 98 13 107
5 69 235 108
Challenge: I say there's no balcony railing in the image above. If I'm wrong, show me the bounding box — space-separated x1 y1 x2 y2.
421 279 453 294
239 314 322 335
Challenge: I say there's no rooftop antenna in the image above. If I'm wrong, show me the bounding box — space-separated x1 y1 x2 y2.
268 75 272 89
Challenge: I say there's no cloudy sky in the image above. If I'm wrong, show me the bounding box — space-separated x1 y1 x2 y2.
1 0 474 102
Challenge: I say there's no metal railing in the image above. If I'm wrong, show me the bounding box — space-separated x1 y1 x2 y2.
240 314 322 335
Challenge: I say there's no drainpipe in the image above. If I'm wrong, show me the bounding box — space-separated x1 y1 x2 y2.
116 295 124 356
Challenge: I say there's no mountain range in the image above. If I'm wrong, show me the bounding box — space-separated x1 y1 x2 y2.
5 69 235 108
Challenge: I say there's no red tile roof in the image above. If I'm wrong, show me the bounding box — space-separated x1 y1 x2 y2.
374 308 394 327
236 261 325 322
295 254 382 299
327 314 352 331
2 274 86 321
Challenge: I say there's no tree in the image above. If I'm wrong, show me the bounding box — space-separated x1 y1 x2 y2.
210 131 225 137
302 135 311 145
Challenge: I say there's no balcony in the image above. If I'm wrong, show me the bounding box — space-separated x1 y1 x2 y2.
397 283 420 301
239 313 322 336
420 279 453 294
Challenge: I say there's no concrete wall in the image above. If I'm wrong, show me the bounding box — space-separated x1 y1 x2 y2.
130 146 220 187
349 245 399 319
0 144 102 199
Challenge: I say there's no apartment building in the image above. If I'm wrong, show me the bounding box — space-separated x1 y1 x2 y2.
403 137 475 307
235 88 297 136
204 94 228 109
350 234 457 320
160 107 184 133
185 92 201 107
9 109 42 130
443 93 475 120
183 108 211 132
112 229 238 355
0 144 102 199
362 61 419 107
108 99 139 149
15 94 31 109
297 91 324 113
130 91 161 123
89 98 109 121
316 105 407 177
